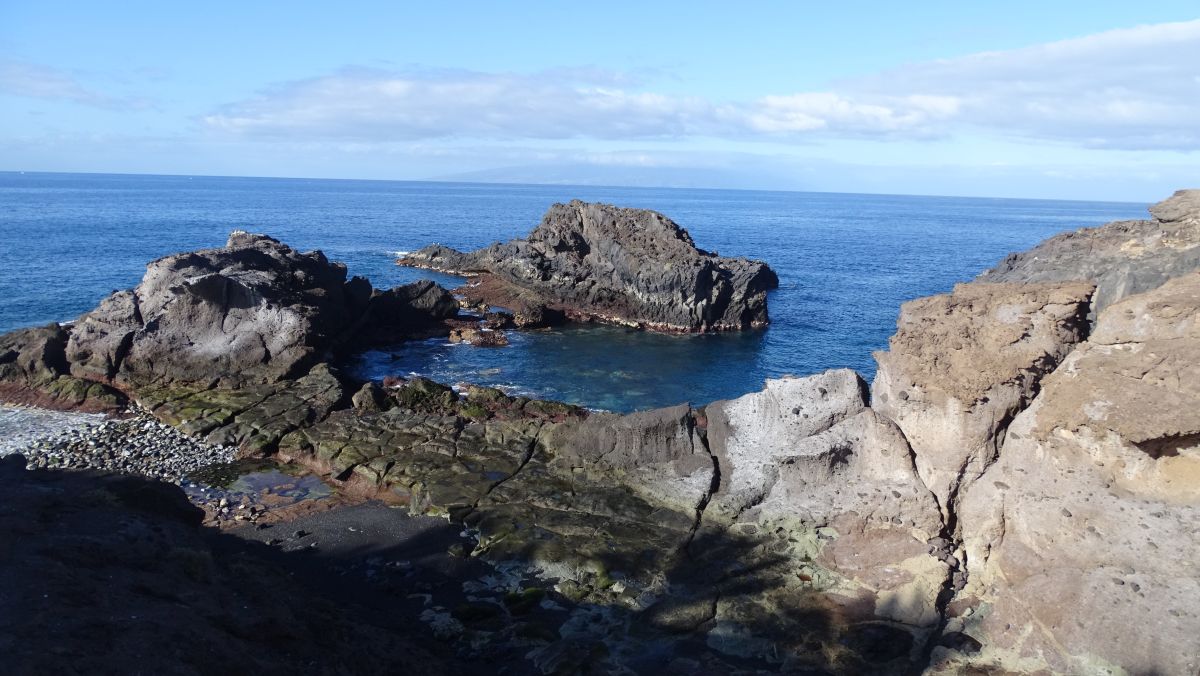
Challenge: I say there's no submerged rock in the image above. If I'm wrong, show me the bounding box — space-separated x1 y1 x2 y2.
399 200 779 332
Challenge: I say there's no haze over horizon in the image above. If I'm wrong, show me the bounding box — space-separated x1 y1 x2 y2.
2 2 1197 202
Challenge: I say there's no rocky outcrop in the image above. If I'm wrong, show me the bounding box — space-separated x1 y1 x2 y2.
872 282 1094 519
5 192 1199 675
943 273 1200 675
65 232 455 389
399 200 779 332
980 189 1200 318
701 371 948 633
0 323 126 412
0 232 459 413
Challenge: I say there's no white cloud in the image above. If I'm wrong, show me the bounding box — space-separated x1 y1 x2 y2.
203 67 715 140
845 19 1200 149
747 93 961 135
203 20 1200 151
0 61 150 110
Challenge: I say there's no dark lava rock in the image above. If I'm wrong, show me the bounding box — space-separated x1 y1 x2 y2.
400 200 778 332
979 188 1200 318
0 232 458 412
0 323 125 412
62 231 455 389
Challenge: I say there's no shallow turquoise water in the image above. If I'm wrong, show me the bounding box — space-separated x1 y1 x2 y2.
0 172 1147 411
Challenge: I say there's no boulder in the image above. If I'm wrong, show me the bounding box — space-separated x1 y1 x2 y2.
448 327 509 347
350 279 458 346
400 201 778 332
872 281 1094 517
59 232 453 389
0 323 70 388
66 232 366 387
948 273 1200 675
979 188 1200 318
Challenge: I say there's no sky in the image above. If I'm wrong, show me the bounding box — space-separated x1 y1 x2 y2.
1 1 1197 201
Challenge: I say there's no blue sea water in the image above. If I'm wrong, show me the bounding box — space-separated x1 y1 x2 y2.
0 172 1147 412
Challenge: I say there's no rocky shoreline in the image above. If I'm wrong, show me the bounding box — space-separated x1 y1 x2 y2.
1 191 1198 675
11 407 235 482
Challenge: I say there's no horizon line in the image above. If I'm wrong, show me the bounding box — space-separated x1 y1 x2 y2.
0 169 1150 207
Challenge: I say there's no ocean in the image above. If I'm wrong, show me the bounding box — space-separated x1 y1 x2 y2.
0 172 1147 412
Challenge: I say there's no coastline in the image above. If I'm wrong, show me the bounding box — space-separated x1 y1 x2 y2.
0 190 1196 674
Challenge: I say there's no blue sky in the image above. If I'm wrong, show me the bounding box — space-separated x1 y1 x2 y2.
1 2 1197 200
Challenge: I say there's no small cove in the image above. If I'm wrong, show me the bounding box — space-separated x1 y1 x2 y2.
1 172 1148 412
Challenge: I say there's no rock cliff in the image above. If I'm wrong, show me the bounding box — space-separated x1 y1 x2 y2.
872 190 1200 674
399 200 779 332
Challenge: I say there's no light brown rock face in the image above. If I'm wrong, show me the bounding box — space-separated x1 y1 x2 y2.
946 274 1200 675
547 403 715 513
872 281 1094 517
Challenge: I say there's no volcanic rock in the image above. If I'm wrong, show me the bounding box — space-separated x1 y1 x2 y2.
0 323 125 412
399 201 778 332
54 232 457 390
872 281 1094 517
979 189 1200 318
948 273 1200 674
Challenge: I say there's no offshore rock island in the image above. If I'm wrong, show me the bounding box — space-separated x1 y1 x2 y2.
0 192 1198 674
399 200 779 332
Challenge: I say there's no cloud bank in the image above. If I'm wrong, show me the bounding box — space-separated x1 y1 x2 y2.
202 20 1200 151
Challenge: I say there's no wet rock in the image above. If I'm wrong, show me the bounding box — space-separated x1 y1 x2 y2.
447 327 509 347
138 363 347 456
400 201 778 332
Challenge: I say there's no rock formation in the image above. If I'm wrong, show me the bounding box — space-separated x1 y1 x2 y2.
872 281 1094 518
399 200 779 332
871 190 1200 674
979 188 1200 317
0 232 459 412
944 273 1200 674
2 189 1199 674
65 231 457 389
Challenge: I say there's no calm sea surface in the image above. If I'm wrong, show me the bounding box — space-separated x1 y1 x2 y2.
0 172 1147 411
